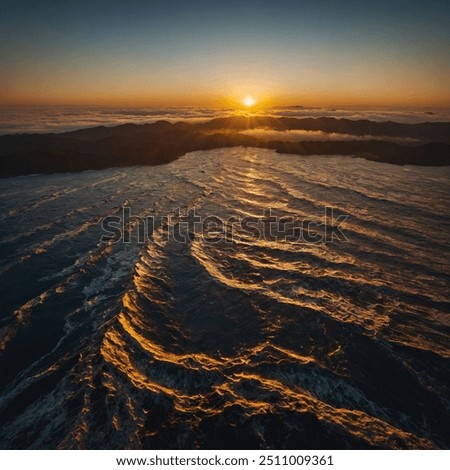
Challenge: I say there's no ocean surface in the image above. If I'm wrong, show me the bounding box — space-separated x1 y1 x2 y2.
0 147 449 449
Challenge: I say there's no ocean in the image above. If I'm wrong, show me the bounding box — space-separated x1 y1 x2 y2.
0 142 449 449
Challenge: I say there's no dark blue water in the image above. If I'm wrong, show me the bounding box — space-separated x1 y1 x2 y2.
0 148 449 449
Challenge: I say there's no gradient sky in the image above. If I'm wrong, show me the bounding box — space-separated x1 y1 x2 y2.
1 0 449 107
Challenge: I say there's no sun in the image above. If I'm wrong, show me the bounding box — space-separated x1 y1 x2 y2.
242 95 256 107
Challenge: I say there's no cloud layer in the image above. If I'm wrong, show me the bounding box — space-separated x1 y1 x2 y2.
1 106 449 136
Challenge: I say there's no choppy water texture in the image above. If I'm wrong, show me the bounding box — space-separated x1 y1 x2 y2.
0 148 449 449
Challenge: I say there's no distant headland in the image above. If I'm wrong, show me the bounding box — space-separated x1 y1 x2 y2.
1 116 449 177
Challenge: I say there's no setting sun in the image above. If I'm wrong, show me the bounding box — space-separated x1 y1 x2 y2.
242 95 256 107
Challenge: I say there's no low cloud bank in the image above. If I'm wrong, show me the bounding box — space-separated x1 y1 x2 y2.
1 106 449 135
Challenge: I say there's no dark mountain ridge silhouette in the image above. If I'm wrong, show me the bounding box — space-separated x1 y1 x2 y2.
0 116 449 176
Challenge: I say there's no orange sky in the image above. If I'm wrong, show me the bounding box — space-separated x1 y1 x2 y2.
1 1 449 108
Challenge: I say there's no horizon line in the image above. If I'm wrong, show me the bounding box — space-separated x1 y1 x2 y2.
1 103 450 110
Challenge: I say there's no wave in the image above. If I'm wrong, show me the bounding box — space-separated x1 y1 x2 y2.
0 148 449 449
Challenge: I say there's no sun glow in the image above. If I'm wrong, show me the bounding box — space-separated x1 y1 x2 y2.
242 95 256 107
